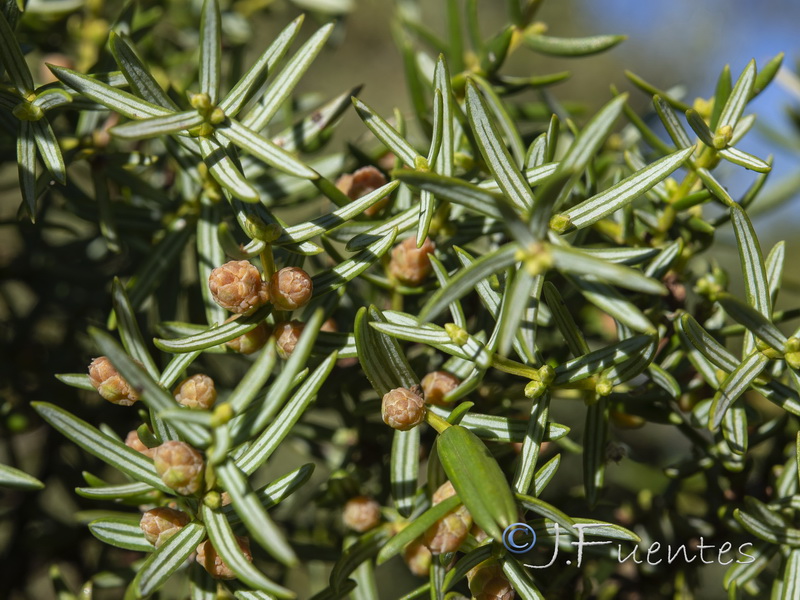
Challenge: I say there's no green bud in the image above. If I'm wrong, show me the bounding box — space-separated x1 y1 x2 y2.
190 92 212 111
211 403 234 427
595 379 613 396
549 213 572 234
12 101 44 121
242 213 282 242
209 107 226 125
524 379 546 398
713 124 733 149
203 490 222 509
538 364 556 384
785 337 800 354
414 156 430 171
445 323 470 346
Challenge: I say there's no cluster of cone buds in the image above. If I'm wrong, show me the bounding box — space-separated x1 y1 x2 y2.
274 320 304 359
467 560 515 600
152 441 204 495
226 322 271 354
342 495 382 532
208 261 313 315
423 481 472 555
335 165 389 217
420 371 460 406
389 236 436 286
208 260 269 314
87 356 139 406
173 374 217 410
381 386 426 431
139 506 190 548
196 536 252 579
125 430 155 458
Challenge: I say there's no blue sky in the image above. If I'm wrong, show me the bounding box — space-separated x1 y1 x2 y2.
578 0 800 237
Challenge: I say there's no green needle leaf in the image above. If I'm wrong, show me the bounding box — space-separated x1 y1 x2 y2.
465 79 533 214
393 170 503 220
49 65 171 119
0 463 44 490
549 244 667 295
89 518 153 553
242 23 334 132
17 120 37 217
235 351 336 474
217 120 318 179
111 111 203 140
132 522 206 597
352 97 420 166
197 135 260 202
522 33 626 57
437 424 518 540
560 94 627 174
419 243 518 322
0 10 33 94
376 495 460 564
219 16 304 117
32 402 171 492
91 328 211 447
31 119 66 184
561 146 693 229
215 460 297 566
201 505 296 598
717 60 756 132
199 0 222 103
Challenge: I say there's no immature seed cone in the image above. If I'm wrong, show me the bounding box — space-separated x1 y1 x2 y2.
403 537 432 577
268 267 313 311
125 430 154 458
381 387 425 431
196 536 252 580
208 260 268 314
388 236 436 286
174 374 217 410
88 356 139 406
342 495 381 532
226 322 271 354
275 320 304 359
153 441 204 495
421 371 460 406
423 481 472 554
467 560 515 600
140 507 190 548
335 166 389 217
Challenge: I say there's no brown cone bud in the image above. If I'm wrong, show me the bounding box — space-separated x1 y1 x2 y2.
335 166 389 217
125 430 154 458
381 387 425 431
196 536 252 579
268 267 313 311
140 506 190 547
88 356 139 406
421 371 460 406
342 495 381 532
174 374 217 410
403 537 432 577
208 260 268 314
423 481 472 555
275 320 304 359
226 322 271 354
389 236 436 286
467 560 515 600
153 441 204 495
